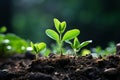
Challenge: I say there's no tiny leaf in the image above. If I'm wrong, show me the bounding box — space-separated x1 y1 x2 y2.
59 21 66 33
65 40 72 45
46 29 59 42
33 44 38 53
81 49 91 56
30 42 38 53
54 18 61 33
37 42 46 52
79 40 92 49
31 42 46 54
73 37 80 49
62 29 80 41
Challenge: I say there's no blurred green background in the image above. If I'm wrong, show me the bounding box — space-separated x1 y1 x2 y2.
0 0 120 48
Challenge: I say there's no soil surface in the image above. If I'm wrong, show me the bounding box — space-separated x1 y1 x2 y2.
0 52 120 80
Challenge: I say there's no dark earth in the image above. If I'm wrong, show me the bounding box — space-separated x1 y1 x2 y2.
0 52 120 80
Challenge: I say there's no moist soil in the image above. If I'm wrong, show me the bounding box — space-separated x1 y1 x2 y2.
0 52 120 80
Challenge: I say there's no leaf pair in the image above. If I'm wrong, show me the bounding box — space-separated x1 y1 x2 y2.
54 18 66 34
46 18 80 42
31 42 46 54
66 37 92 54
46 29 80 43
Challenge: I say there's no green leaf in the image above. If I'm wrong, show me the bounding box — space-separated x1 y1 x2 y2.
31 42 46 54
62 29 80 41
31 42 38 53
79 40 92 49
81 49 91 56
33 44 38 53
37 42 46 52
73 37 80 49
54 18 61 33
46 29 59 42
5 33 20 40
59 21 66 33
54 18 66 34
65 40 72 45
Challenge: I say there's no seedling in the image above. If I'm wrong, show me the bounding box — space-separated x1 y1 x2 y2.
66 37 92 56
46 18 80 55
31 42 46 60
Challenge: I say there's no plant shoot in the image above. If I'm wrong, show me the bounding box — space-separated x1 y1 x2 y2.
66 37 92 56
31 42 46 60
46 18 80 55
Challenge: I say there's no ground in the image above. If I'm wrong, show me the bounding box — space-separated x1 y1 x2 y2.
0 52 120 80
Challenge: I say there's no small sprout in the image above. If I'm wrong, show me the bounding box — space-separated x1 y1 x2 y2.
54 18 66 34
66 37 92 56
31 42 46 60
0 26 7 33
46 18 80 55
81 49 91 56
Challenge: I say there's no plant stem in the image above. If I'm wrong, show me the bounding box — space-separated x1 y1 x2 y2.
59 33 63 56
74 49 77 57
35 53 39 60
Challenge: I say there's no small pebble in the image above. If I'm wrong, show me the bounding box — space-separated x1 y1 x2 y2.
104 68 117 75
76 68 80 71
54 72 59 76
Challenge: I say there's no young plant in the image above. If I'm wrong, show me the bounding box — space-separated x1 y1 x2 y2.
31 42 46 60
66 37 92 56
46 18 80 55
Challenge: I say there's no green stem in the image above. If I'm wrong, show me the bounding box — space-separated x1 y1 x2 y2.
74 49 77 57
35 53 39 60
59 33 63 56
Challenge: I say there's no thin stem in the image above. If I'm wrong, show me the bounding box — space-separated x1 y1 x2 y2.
35 53 39 60
74 49 77 58
59 33 63 56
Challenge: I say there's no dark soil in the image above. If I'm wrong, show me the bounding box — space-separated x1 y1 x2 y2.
0 52 120 80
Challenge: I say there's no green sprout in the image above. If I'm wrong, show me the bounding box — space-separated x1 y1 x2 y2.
66 37 92 56
31 42 46 60
46 18 80 55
